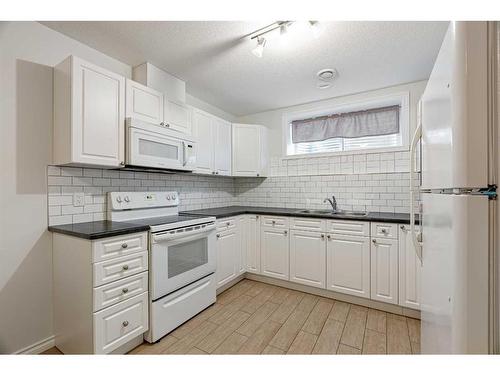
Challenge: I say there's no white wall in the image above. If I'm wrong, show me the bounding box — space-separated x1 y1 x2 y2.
236 80 427 158
0 21 133 354
186 93 237 122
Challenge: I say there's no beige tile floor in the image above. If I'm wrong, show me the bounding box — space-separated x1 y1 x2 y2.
43 279 420 355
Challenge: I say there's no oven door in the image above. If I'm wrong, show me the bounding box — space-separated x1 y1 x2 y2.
127 126 192 171
150 222 216 300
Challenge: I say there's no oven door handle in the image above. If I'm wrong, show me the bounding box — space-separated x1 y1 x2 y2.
152 222 216 243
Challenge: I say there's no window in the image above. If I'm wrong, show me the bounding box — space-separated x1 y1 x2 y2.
284 92 409 157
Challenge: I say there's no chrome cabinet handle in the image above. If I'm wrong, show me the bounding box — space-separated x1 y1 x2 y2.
122 265 129 271
122 288 129 294
121 243 128 249
122 321 129 327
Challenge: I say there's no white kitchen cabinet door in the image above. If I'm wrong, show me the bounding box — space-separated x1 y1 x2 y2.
245 215 261 274
193 109 215 175
232 124 267 177
54 56 125 167
260 227 289 280
289 230 326 288
236 216 247 276
164 98 191 134
327 234 370 298
371 237 399 305
398 225 421 309
214 118 232 176
215 228 237 288
125 79 163 125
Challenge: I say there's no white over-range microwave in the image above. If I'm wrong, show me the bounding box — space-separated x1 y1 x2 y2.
126 117 196 172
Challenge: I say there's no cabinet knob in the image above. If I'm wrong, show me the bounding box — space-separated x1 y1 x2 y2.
121 243 128 249
272 220 276 224
122 321 129 327
122 288 129 294
400 225 406 231
212 171 216 175
166 123 170 128
122 265 129 271
160 122 165 126
257 173 260 177
216 234 220 238
321 234 325 239
327 234 331 240
372 239 377 244
381 229 388 234
216 171 219 175
284 230 288 235
119 161 125 166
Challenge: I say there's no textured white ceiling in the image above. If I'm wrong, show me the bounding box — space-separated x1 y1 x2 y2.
40 21 448 116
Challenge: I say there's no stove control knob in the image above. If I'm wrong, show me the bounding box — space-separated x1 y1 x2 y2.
124 196 130 203
172 194 177 200
166 195 171 200
116 196 122 203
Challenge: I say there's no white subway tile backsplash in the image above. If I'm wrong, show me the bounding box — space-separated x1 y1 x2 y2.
47 150 417 226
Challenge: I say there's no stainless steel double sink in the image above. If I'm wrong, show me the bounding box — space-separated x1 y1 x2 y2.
294 209 369 217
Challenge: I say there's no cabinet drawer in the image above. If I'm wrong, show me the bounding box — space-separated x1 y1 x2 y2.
290 217 326 232
261 216 289 228
93 292 148 354
93 251 149 287
371 222 398 239
92 232 148 263
93 271 148 312
216 217 237 231
328 220 370 237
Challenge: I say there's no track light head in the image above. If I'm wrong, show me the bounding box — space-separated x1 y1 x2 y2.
252 37 266 58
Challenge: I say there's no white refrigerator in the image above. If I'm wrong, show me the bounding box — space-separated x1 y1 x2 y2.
410 21 498 354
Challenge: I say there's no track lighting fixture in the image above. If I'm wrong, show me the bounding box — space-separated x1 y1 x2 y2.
248 21 322 57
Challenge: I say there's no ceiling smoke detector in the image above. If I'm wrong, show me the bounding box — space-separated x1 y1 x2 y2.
317 68 338 82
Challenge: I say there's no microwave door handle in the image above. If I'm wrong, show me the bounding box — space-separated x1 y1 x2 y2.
152 222 216 243
182 141 187 166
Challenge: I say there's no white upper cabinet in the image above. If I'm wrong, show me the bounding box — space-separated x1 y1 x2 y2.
398 225 421 309
214 118 232 176
192 109 215 174
192 108 232 176
327 234 370 298
289 230 326 288
232 124 268 177
125 79 163 125
54 56 125 168
163 98 191 134
370 237 399 305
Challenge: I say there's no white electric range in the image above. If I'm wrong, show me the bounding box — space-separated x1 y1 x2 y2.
108 191 217 343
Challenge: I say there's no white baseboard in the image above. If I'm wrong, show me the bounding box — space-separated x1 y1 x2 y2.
14 335 55 354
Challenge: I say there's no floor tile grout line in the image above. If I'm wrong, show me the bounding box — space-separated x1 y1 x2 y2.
335 304 351 354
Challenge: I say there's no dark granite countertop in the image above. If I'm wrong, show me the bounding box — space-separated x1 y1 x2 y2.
48 220 150 240
180 206 417 224
48 206 418 240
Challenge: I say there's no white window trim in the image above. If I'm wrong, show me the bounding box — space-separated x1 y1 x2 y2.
281 91 410 159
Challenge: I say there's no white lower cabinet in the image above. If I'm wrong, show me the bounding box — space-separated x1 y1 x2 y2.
327 234 370 298
370 237 399 304
399 225 421 309
215 226 237 288
289 230 326 288
93 292 149 354
245 215 261 274
260 226 289 280
53 231 149 354
237 216 247 275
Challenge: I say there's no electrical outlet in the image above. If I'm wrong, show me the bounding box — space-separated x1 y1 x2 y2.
73 192 84 207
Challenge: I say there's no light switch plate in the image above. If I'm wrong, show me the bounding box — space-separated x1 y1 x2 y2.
73 192 84 207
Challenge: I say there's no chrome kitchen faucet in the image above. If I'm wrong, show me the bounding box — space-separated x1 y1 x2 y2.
324 195 337 212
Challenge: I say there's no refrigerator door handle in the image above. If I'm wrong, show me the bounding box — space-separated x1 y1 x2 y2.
410 110 423 263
